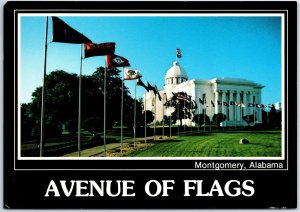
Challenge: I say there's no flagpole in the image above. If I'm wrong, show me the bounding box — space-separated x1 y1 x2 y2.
203 107 206 132
162 94 165 137
154 94 156 141
254 104 256 125
134 80 137 147
77 44 83 157
183 101 186 134
40 16 49 157
190 100 193 133
103 64 107 157
121 67 124 152
210 105 212 132
169 111 172 137
198 101 200 133
177 101 179 136
144 94 147 143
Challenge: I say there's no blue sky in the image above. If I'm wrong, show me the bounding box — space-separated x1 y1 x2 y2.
20 14 282 105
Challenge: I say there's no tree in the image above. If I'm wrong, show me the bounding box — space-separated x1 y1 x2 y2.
164 92 197 126
193 113 210 126
212 113 227 128
26 67 136 139
144 110 154 125
21 103 36 142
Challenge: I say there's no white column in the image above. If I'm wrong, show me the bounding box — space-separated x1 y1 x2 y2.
222 91 227 120
249 92 254 115
242 91 247 117
236 91 241 121
214 91 219 115
229 91 234 121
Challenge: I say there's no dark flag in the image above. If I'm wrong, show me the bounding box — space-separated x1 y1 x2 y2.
137 78 149 92
147 82 156 93
211 100 215 107
218 101 222 105
155 86 162 101
199 98 204 104
84 42 115 58
248 103 255 107
223 101 229 106
52 17 92 44
106 54 130 68
176 48 182 58
230 101 235 105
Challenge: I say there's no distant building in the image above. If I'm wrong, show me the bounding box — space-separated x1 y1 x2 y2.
144 61 265 127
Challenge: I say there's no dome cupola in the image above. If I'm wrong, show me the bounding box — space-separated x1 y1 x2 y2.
165 61 188 85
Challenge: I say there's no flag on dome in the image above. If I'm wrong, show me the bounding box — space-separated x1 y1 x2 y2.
137 78 149 92
106 54 130 68
124 69 142 80
176 48 182 58
84 42 115 58
52 17 92 44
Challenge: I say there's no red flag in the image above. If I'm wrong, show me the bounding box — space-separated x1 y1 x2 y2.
106 54 130 68
52 17 92 44
84 42 115 58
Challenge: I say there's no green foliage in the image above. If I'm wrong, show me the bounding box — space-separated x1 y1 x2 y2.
22 68 140 140
212 113 227 128
164 92 197 126
193 113 211 126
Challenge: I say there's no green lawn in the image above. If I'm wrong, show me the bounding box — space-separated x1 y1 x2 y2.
128 130 282 157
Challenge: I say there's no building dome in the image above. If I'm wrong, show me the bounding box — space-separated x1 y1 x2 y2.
165 61 188 85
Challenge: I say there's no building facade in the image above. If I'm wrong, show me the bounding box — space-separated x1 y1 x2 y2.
144 61 265 127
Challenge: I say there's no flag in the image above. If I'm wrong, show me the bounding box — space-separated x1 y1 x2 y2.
155 86 162 101
84 42 115 58
230 101 234 106
147 82 156 93
218 101 222 105
268 104 274 108
248 103 255 107
52 17 92 44
137 78 149 92
223 101 229 106
241 103 246 108
124 69 142 80
199 98 204 104
106 54 130 68
176 48 182 58
211 100 215 107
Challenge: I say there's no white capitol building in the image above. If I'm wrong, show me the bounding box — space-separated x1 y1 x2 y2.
144 61 265 127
